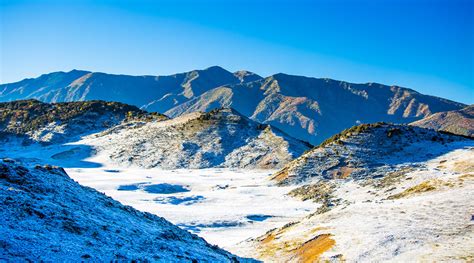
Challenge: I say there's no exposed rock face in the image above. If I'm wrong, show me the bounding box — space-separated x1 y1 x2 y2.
273 123 471 185
83 108 311 169
0 159 250 262
0 99 167 143
0 67 464 144
411 105 474 137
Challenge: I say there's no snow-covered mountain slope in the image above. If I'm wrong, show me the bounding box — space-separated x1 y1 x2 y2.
411 105 474 137
0 159 252 262
1 67 464 145
164 74 465 144
231 123 474 262
79 108 311 169
273 123 471 185
0 99 166 144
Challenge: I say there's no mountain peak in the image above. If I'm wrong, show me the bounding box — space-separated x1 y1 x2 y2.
202 65 231 74
233 70 262 83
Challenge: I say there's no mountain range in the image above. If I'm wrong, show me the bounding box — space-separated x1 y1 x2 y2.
0 66 465 144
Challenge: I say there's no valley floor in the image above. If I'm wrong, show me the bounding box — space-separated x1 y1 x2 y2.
66 167 318 251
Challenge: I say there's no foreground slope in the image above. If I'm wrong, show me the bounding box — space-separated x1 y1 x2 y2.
0 159 249 262
82 108 311 169
411 105 474 137
240 124 474 262
0 99 166 143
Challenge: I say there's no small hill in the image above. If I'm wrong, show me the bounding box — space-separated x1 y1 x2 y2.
0 99 166 143
0 159 250 262
410 105 474 137
84 108 312 169
273 123 471 184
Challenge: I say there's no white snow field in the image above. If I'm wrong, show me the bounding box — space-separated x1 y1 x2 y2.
3 141 317 257
66 167 319 251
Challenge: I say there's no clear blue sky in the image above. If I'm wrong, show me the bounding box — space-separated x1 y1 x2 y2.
1 0 473 103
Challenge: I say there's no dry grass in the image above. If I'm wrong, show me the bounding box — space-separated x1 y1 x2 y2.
332 166 355 179
452 160 474 174
294 234 335 263
258 228 336 262
288 181 335 202
458 173 474 180
388 180 438 199
272 168 290 183
261 233 276 245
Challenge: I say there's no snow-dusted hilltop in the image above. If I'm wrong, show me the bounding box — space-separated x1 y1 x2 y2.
273 123 471 185
0 99 166 143
83 108 311 169
241 123 474 262
0 159 251 262
0 66 464 144
411 105 474 137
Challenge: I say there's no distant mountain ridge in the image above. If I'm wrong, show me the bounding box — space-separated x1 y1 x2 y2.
1 66 465 144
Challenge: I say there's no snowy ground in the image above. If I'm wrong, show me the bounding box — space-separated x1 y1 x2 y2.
66 167 318 251
248 145 474 262
1 134 318 255
4 132 472 261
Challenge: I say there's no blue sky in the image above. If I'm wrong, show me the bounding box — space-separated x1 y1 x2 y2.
1 0 473 103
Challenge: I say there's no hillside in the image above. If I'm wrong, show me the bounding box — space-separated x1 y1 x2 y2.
239 124 474 262
81 108 311 169
0 99 166 144
0 159 250 262
0 67 464 144
411 105 474 137
273 123 471 185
